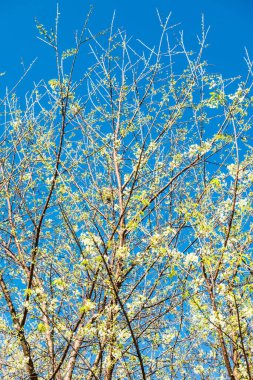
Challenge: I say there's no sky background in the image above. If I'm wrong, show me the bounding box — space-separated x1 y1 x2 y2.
0 0 253 92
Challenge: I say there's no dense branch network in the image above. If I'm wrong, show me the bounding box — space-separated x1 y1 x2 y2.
0 9 252 380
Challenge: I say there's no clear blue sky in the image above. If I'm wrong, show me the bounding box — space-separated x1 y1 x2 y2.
1 0 253 91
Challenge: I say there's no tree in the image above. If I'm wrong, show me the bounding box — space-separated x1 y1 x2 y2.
0 8 253 380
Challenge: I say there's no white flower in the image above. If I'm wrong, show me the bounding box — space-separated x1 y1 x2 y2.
80 234 100 247
242 307 253 318
194 365 204 374
237 198 248 210
12 119 21 130
184 252 199 266
187 144 199 159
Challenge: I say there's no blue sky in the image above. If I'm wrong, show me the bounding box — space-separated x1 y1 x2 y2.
0 1 253 91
